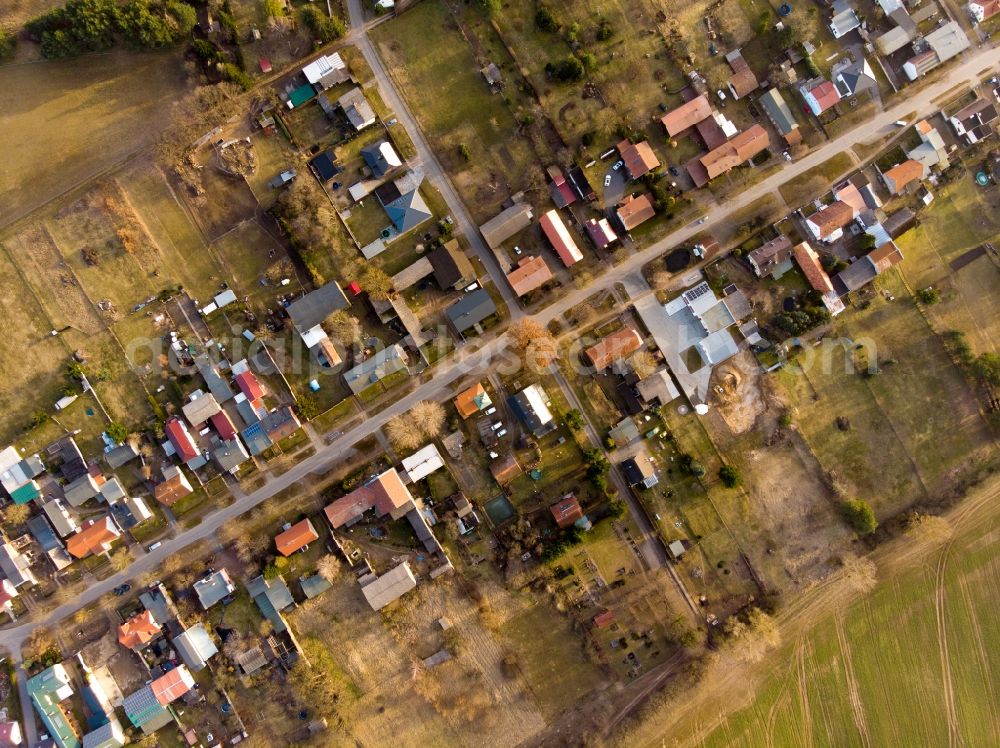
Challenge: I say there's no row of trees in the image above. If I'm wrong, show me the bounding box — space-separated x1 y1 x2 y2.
26 0 196 59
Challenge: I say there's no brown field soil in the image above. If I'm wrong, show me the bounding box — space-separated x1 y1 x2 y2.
0 49 188 227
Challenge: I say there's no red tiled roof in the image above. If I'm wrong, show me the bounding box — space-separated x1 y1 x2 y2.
807 201 855 238
807 80 841 113
490 454 522 484
869 241 904 272
550 496 583 529
793 242 835 293
155 469 193 507
151 666 195 705
539 209 583 267
584 328 643 371
210 411 237 441
593 609 615 627
234 370 264 401
617 194 656 231
275 518 319 556
67 516 120 559
660 95 712 136
617 140 661 179
699 124 770 181
165 417 199 463
883 159 924 193
506 256 553 297
118 610 160 649
324 469 413 528
585 218 617 249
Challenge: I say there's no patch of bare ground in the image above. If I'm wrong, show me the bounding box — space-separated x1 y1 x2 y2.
710 350 766 435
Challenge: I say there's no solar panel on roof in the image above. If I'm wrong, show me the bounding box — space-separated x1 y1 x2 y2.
683 283 712 301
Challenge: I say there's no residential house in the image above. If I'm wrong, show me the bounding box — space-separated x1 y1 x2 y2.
584 327 643 371
546 166 578 208
361 140 402 178
833 182 867 216
593 610 615 628
0 543 34 589
725 49 759 99
616 139 661 180
829 0 861 38
539 209 584 266
908 120 950 171
481 62 503 91
26 516 72 572
287 282 350 333
301 573 332 600
103 442 139 470
429 240 475 290
567 166 597 201
193 568 235 609
0 445 43 505
832 56 878 98
99 476 127 505
181 392 221 428
343 344 409 396
748 235 793 277
164 417 200 467
660 95 712 136
360 561 417 610
968 0 1000 23
210 411 238 442
621 448 659 488
479 203 534 249
27 664 78 748
758 88 801 146
154 465 193 507
507 384 555 437
635 368 681 407
53 437 88 482
805 201 855 243
82 718 125 748
66 517 120 559
800 79 841 116
172 625 219 673
308 150 338 182
445 288 497 336
834 240 905 293
792 242 845 316
247 574 295 633
875 9 917 55
550 496 584 529
275 518 319 557
454 382 492 419
881 159 924 194
506 255 553 297
211 439 250 475
302 52 348 89
42 500 78 538
401 443 445 482
374 171 432 234
118 610 160 650
63 473 99 508
584 218 618 249
139 583 178 626
616 193 656 231
151 667 195 705
337 88 376 130
122 685 171 733
324 468 415 529
688 124 769 187
949 98 999 145
903 22 970 80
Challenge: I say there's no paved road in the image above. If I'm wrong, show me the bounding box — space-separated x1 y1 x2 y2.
345 0 520 314
3 22 998 668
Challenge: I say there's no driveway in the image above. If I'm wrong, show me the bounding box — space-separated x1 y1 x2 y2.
602 162 628 207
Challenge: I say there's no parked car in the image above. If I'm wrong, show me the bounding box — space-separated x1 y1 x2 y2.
148 542 162 552
668 166 680 176
604 174 612 187
612 160 624 171
496 428 508 437
484 406 497 415
464 282 480 292
717 89 726 101
113 584 131 596
491 421 503 431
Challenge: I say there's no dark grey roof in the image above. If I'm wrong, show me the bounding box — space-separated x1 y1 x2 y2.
196 357 235 404
309 151 337 182
27 515 61 552
758 89 797 135
104 442 139 469
834 258 878 293
286 282 350 331
56 437 87 482
385 188 431 234
429 241 475 289
445 288 497 333
212 439 249 473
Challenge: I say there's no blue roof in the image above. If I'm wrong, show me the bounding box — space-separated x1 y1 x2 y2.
385 189 432 233
122 685 167 728
240 422 272 456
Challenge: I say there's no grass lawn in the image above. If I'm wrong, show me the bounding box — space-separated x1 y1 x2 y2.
778 151 855 207
0 49 188 226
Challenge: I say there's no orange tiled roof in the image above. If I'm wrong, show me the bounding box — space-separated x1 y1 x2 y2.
454 383 490 419
617 140 661 179
67 517 120 559
584 328 642 371
118 610 160 649
699 125 770 180
883 159 924 193
275 518 319 556
660 95 712 136
617 194 656 231
506 256 553 297
869 241 904 272
324 469 414 528
793 242 834 293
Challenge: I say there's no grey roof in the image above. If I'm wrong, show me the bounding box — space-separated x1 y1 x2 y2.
385 186 432 234
445 288 497 333
635 368 681 405
621 448 659 488
139 584 177 625
360 140 402 178
748 234 793 276
196 357 234 404
236 646 269 675
926 21 970 63
337 88 376 130
64 473 100 507
42 500 77 537
100 476 127 504
193 569 235 609
122 685 170 730
343 344 408 395
286 283 350 331
104 443 139 470
172 624 218 672
834 257 878 292
833 57 877 97
479 203 533 249
27 515 62 551
300 574 332 599
212 439 249 473
758 89 798 135
247 575 294 634
360 562 417 610
182 392 221 427
82 718 124 748
722 290 751 321
0 543 34 587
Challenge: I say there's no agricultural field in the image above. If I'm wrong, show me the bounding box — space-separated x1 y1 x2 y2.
0 49 188 226
651 477 1000 748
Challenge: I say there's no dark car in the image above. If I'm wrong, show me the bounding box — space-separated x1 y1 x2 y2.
113 583 131 596
668 166 680 177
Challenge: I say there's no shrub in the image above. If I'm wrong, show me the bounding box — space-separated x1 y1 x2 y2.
596 19 613 40
459 143 472 161
301 6 345 43
916 287 940 305
972 352 1000 386
106 422 129 444
545 55 584 82
221 62 253 90
535 5 560 32
718 465 741 488
841 499 878 535
564 409 584 431
0 27 17 60
479 0 501 14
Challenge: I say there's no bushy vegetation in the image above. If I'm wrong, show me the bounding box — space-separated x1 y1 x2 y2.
718 465 741 488
301 6 345 43
0 27 16 60
546 55 584 83
916 287 940 305
841 498 878 535
26 0 196 59
535 5 560 32
774 304 830 336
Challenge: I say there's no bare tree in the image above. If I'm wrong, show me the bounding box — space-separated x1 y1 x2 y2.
508 317 556 372
411 400 446 439
721 607 780 663
386 414 423 451
363 266 394 301
109 547 133 573
3 503 30 527
628 350 657 379
904 512 952 545
839 554 877 595
316 554 341 582
322 310 362 347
